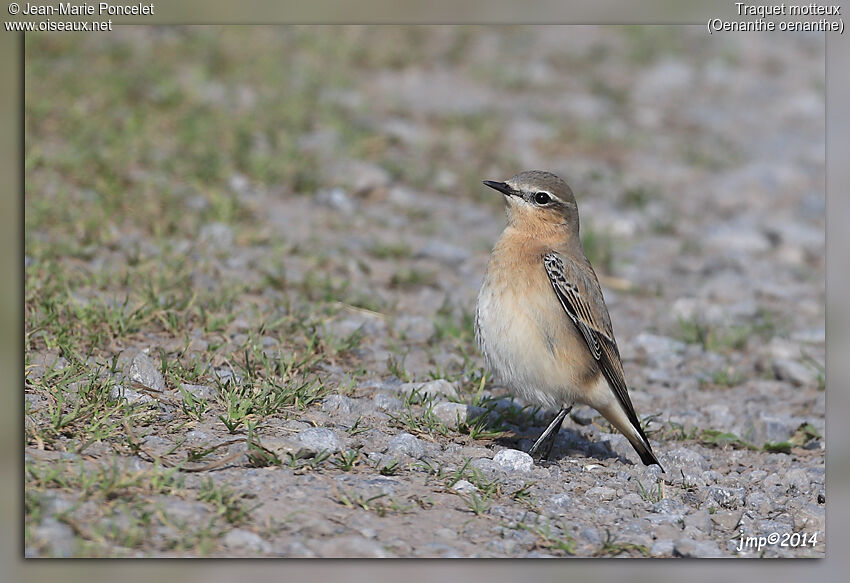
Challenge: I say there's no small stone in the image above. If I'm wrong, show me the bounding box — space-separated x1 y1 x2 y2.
705 222 771 254
317 535 391 558
470 458 498 474
651 498 687 518
548 493 572 512
316 187 357 213
708 486 746 509
27 351 67 377
431 402 486 429
650 540 675 557
674 538 723 558
618 493 645 509
214 367 243 385
745 412 798 445
372 393 403 412
665 447 710 472
783 468 810 492
322 394 355 416
586 486 617 502
32 518 76 558
450 479 478 494
386 432 425 459
569 406 596 425
110 385 155 405
259 438 300 457
416 240 469 265
324 314 385 339
579 527 601 545
684 509 712 533
601 433 638 462
629 333 687 369
393 315 435 344
772 358 817 387
395 379 458 400
794 502 824 533
180 383 215 400
431 402 468 428
163 499 212 522
198 222 234 252
703 404 736 428
294 427 342 456
492 449 534 473
118 349 165 392
710 511 742 532
222 529 271 553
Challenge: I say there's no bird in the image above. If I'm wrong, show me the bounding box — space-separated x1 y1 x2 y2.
475 170 662 469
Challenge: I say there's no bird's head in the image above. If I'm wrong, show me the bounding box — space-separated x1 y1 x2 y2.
483 170 580 236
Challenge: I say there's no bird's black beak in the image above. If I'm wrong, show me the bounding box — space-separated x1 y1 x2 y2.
483 180 516 197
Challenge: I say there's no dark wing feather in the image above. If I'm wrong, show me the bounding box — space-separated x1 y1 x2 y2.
542 252 652 448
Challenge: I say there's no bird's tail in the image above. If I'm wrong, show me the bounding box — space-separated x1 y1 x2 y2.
599 403 664 471
628 432 663 469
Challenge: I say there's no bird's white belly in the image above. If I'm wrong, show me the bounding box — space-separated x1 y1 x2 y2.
476 281 584 410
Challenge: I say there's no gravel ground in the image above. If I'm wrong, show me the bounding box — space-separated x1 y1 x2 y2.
25 26 824 557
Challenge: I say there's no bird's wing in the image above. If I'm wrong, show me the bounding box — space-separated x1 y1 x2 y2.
542 252 648 443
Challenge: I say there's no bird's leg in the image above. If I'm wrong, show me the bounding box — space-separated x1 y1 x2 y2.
528 406 572 461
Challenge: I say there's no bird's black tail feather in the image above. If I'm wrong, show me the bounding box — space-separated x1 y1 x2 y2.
629 433 664 471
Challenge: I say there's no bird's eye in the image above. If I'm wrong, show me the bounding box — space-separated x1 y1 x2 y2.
534 192 551 205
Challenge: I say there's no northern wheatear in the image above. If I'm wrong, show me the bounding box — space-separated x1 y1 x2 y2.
475 170 662 468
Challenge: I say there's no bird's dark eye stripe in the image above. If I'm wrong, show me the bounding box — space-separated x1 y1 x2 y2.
534 192 551 204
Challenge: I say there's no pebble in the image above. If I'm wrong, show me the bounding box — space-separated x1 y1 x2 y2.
745 412 798 445
450 480 478 494
222 529 272 553
492 449 534 473
569 406 595 425
373 393 403 412
317 536 391 558
586 486 617 502
710 510 741 532
393 315 435 343
118 349 165 392
665 447 710 472
394 379 458 400
431 402 486 429
32 518 76 558
180 383 215 400
386 432 425 459
674 538 724 558
783 468 810 492
416 240 470 265
294 428 342 456
629 333 687 369
199 220 234 246
316 188 357 213
548 493 572 512
772 358 817 387
650 540 675 557
651 498 688 519
110 384 155 405
684 509 713 534
708 486 747 510
321 394 356 416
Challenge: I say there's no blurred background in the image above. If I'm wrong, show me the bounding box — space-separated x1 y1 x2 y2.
25 25 824 380
23 25 825 565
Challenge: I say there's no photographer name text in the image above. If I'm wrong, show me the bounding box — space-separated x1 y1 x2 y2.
17 2 153 16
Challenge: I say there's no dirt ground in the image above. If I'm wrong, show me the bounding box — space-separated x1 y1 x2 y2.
25 26 824 557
